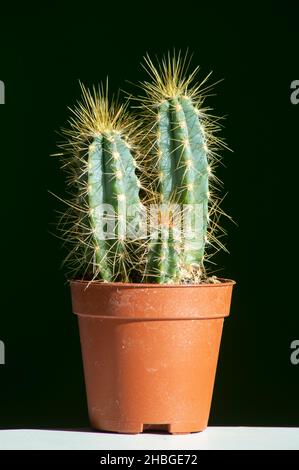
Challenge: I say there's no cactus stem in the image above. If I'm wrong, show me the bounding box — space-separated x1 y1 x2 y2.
137 51 230 282
57 81 143 281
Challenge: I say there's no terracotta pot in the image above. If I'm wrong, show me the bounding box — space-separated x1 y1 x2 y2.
70 279 235 434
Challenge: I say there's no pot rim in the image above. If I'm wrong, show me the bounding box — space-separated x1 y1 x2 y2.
70 278 235 320
70 278 236 288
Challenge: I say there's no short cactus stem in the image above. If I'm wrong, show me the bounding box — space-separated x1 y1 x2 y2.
59 83 142 282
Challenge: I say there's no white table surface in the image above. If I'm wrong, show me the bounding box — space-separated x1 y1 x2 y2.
0 427 298 450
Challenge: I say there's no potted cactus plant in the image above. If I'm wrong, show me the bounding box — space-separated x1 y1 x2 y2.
57 53 235 434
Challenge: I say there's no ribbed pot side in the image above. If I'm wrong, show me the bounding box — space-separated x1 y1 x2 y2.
70 279 235 434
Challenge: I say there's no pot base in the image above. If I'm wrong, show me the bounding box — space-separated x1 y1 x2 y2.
90 419 207 434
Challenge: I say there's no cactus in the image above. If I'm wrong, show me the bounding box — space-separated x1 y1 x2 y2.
56 53 227 284
58 83 142 282
139 53 226 283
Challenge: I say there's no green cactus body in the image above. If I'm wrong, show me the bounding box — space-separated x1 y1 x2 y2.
146 96 209 283
146 227 181 283
59 60 223 284
88 130 141 281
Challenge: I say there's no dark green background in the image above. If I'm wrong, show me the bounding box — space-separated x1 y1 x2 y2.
0 5 298 429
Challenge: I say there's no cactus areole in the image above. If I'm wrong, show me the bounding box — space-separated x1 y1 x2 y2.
56 52 235 434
